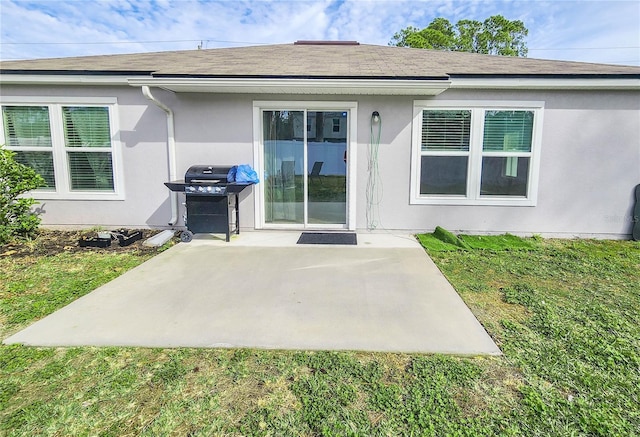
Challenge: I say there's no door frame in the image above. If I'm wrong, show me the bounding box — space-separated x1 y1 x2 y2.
253 100 358 230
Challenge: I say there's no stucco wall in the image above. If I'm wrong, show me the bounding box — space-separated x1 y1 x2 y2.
1 85 638 237
360 90 640 238
1 85 175 228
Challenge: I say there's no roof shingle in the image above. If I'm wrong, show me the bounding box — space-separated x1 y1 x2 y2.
1 43 639 78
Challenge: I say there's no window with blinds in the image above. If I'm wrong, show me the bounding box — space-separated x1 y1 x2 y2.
0 103 119 197
483 111 533 152
481 110 534 197
62 106 114 191
63 107 112 148
412 102 543 205
2 106 52 147
421 110 471 151
419 110 472 195
2 106 56 189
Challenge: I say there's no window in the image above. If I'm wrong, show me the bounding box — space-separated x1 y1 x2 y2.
481 110 533 197
1 98 122 199
332 118 340 132
2 106 56 189
419 110 471 195
411 101 543 206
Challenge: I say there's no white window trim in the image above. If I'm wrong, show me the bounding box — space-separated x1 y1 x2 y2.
252 100 357 230
0 96 125 200
410 100 544 206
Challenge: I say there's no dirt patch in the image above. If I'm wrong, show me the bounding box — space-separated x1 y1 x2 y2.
0 229 175 258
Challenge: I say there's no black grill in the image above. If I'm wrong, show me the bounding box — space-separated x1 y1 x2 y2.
165 165 254 242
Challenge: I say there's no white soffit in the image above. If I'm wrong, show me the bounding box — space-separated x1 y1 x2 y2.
127 78 451 95
0 74 140 85
450 77 640 90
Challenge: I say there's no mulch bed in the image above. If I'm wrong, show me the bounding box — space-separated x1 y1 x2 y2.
0 229 172 258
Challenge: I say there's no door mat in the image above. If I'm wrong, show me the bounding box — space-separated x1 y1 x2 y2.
297 232 357 245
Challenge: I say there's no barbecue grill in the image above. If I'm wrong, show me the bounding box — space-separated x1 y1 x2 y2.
164 165 254 242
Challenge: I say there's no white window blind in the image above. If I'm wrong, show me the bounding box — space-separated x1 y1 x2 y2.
421 110 471 151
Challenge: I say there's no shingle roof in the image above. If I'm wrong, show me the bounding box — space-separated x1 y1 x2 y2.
1 43 639 78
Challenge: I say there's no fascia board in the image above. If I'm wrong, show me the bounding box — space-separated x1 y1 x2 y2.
0 74 147 85
450 77 640 90
0 74 148 85
3 74 638 91
127 77 451 95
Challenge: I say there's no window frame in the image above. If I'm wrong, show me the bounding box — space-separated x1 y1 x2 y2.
410 100 544 206
0 97 124 200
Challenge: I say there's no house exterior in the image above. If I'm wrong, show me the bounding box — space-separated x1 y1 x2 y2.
1 41 639 238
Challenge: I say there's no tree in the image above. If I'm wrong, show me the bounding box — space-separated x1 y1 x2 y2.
390 15 528 57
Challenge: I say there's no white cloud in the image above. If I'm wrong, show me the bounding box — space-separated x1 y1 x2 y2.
526 0 640 64
0 0 638 65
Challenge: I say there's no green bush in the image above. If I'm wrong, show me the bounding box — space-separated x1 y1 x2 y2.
0 147 45 244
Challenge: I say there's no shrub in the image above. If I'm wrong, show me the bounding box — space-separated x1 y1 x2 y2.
0 147 45 244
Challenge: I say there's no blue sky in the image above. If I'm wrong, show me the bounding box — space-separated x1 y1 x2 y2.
1 0 638 65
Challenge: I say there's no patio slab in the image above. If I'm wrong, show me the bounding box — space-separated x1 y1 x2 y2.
4 232 501 355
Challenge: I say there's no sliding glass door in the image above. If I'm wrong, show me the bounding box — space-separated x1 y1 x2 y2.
263 109 348 227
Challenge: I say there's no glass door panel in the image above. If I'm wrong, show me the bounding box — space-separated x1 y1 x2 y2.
263 110 304 224
307 111 347 224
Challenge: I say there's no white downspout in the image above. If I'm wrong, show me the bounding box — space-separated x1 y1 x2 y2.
141 86 178 226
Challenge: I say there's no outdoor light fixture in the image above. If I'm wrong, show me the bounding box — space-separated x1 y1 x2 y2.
372 111 380 123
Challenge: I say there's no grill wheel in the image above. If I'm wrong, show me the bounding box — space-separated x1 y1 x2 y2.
180 231 194 243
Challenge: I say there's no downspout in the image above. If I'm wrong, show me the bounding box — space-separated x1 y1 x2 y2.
141 86 178 226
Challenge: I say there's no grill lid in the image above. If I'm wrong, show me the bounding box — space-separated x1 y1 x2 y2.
185 165 233 183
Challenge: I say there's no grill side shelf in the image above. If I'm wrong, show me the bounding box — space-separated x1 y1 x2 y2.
164 181 253 194
164 181 188 192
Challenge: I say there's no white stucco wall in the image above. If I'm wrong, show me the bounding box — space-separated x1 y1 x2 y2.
1 85 638 237
1 85 175 228
357 90 640 238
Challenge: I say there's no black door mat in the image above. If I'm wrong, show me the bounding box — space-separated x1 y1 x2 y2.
297 232 357 245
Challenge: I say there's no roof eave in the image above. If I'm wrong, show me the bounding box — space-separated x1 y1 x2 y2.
0 72 149 85
2 72 638 92
127 77 452 95
449 76 640 90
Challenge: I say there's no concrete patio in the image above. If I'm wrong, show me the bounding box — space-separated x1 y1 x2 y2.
4 232 501 355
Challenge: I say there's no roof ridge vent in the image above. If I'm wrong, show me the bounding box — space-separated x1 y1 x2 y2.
294 40 360 45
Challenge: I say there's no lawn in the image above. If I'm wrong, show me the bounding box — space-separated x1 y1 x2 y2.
1 232 638 436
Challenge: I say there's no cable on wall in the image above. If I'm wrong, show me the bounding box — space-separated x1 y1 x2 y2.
366 111 383 230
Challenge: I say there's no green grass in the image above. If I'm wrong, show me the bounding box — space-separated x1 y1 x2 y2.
1 236 639 436
0 252 157 331
458 233 538 251
424 236 640 436
420 226 539 252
